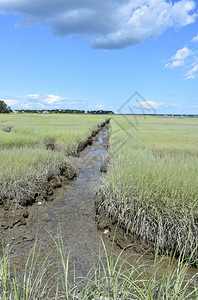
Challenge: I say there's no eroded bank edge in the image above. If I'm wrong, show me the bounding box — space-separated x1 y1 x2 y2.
0 119 110 232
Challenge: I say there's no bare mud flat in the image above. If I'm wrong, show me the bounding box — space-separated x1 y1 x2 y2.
0 123 197 289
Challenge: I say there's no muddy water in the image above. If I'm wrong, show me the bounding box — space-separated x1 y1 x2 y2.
0 125 110 279
1 124 197 286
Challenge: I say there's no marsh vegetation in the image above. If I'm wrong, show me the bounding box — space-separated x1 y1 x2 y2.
0 114 107 208
0 114 197 299
97 116 198 265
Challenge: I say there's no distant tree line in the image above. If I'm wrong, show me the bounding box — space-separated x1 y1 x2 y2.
0 100 12 113
87 110 114 115
14 109 114 114
16 109 86 114
0 101 114 114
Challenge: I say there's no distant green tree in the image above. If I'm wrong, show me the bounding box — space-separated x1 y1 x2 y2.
0 100 12 113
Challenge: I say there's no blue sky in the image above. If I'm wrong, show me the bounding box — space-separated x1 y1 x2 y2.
0 0 198 114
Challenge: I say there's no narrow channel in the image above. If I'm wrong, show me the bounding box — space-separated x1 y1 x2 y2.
4 124 109 280
1 122 197 288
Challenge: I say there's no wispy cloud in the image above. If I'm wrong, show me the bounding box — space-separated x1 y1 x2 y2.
26 94 40 99
192 34 198 43
170 103 182 107
4 99 18 106
95 104 105 109
185 64 198 79
138 100 165 109
0 0 197 49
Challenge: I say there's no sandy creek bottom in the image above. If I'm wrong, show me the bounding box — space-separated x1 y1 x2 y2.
0 124 197 291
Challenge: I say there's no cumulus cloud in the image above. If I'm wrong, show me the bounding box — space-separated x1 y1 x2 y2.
44 94 66 104
164 42 198 79
165 47 192 69
173 47 192 60
0 93 113 110
0 0 197 49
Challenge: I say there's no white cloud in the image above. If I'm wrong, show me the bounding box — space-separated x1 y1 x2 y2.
170 103 182 107
0 0 197 49
95 104 105 109
192 34 198 42
165 47 192 69
185 64 198 79
138 100 165 108
20 102 46 109
20 103 33 109
173 47 192 60
92 1 197 49
164 37 198 79
1 93 114 111
4 99 18 106
44 94 65 104
26 94 40 99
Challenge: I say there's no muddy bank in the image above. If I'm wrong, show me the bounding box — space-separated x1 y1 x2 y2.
0 120 110 236
95 201 154 253
95 193 198 268
95 198 198 283
76 119 110 153
0 122 110 280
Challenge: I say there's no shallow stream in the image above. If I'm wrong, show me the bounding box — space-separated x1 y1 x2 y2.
0 124 197 288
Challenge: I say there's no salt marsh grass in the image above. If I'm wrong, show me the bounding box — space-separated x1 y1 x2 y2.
0 147 69 206
0 114 106 206
98 116 198 264
0 237 197 299
0 114 106 150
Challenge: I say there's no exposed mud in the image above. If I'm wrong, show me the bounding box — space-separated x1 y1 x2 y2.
0 119 197 289
0 120 109 233
0 122 111 281
95 200 198 281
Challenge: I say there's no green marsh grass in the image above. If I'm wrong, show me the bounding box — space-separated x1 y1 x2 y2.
0 147 70 206
98 116 198 264
0 237 197 299
0 114 106 150
0 114 107 206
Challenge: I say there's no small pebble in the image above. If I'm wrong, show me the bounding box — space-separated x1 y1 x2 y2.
11 237 15 240
104 229 109 235
38 202 42 206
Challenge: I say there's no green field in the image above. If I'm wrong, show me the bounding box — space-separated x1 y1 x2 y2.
98 116 198 264
0 114 107 206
